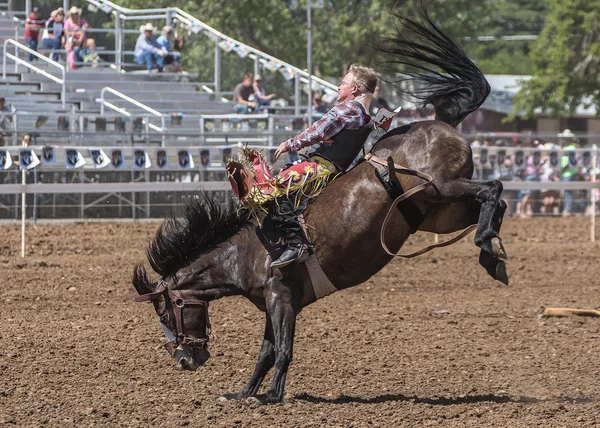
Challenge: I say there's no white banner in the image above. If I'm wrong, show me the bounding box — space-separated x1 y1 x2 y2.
155 149 168 169
41 146 56 164
19 149 40 170
0 149 11 169
111 149 126 169
65 148 86 169
89 148 111 169
177 149 194 169
133 149 151 169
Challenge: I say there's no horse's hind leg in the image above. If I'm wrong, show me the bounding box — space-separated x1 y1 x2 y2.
420 178 508 284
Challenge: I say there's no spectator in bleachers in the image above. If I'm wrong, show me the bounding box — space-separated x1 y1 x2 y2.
540 143 562 215
560 129 582 214
0 96 13 137
312 93 329 116
369 85 390 116
41 8 65 61
25 7 45 61
157 26 183 73
515 140 544 218
252 75 275 112
65 6 96 70
233 73 258 114
134 23 167 73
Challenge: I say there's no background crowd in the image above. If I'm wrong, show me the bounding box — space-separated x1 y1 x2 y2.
470 132 600 217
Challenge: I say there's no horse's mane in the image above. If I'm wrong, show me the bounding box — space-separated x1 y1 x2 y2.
146 191 251 278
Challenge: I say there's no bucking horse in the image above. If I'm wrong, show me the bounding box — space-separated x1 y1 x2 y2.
132 8 508 404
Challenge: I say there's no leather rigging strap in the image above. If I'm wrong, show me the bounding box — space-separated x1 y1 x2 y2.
365 153 478 258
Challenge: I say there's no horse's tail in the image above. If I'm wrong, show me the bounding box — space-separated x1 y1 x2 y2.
379 5 490 127
132 263 154 294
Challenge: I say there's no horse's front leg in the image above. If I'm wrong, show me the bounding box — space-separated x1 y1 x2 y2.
255 282 297 404
235 315 275 399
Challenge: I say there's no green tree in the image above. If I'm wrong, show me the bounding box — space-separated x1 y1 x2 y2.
510 0 600 118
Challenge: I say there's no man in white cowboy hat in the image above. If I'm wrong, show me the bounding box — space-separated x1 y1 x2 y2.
134 23 167 73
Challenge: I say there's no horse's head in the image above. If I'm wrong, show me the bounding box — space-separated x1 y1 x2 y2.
132 265 211 371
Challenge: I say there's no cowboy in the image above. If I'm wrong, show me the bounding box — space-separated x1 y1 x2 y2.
269 65 378 268
134 23 167 73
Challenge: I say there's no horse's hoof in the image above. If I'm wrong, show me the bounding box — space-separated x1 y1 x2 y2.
491 237 507 260
245 396 262 405
496 260 509 285
218 393 242 401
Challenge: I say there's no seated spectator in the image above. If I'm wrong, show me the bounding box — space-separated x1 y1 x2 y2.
233 73 258 114
312 93 329 115
0 96 13 137
134 23 166 73
65 6 96 70
540 144 562 215
25 7 45 61
157 26 183 73
560 130 583 214
369 85 390 116
252 75 275 112
515 140 544 218
41 8 65 61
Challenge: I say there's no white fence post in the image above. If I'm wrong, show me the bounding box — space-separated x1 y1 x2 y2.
592 145 597 242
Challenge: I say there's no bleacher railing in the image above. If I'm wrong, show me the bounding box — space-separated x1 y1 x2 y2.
84 0 338 111
2 38 66 107
99 86 166 135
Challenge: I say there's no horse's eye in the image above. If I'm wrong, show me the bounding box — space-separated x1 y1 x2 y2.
159 314 168 323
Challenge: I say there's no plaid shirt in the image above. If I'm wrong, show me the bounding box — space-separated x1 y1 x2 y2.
284 101 369 151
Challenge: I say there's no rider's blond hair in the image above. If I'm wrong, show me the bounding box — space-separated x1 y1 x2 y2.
349 65 378 95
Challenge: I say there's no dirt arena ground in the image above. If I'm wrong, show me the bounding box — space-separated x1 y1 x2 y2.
1 217 599 427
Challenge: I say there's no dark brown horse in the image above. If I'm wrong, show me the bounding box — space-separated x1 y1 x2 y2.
132 9 507 404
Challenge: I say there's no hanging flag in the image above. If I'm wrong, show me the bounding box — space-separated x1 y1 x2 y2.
279 67 295 81
111 149 126 169
41 146 56 164
479 148 488 166
19 148 40 170
155 149 168 169
133 149 151 169
65 148 86 169
233 45 250 58
0 149 11 169
218 40 234 53
199 148 211 168
263 61 281 72
221 147 232 167
89 148 111 169
177 149 194 169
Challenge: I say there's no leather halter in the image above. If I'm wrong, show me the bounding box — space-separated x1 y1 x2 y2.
133 280 210 355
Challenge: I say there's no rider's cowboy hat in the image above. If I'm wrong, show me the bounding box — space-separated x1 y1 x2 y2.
142 23 156 33
69 6 82 15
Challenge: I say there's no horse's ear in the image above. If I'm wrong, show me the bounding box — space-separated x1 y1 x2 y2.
132 263 154 295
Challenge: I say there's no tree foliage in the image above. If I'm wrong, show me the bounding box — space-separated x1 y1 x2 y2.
511 0 600 118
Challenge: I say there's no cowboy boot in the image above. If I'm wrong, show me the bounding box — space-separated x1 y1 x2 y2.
270 237 308 268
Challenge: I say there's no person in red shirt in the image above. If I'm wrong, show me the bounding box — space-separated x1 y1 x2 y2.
25 7 45 61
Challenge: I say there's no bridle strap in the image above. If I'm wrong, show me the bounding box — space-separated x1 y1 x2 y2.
134 280 210 347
